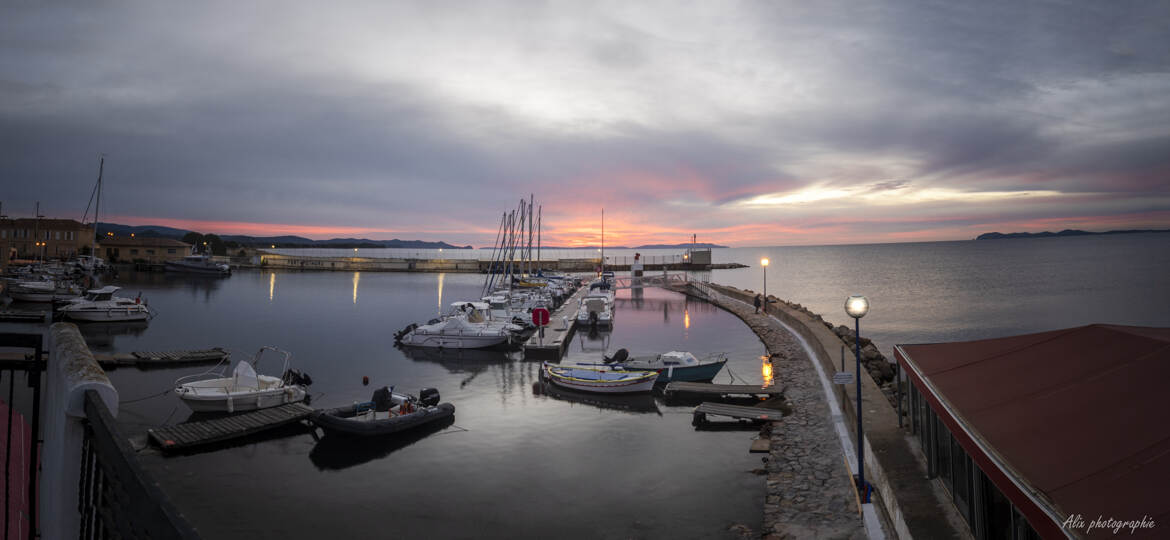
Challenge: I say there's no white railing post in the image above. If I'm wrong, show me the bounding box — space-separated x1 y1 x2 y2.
42 323 118 540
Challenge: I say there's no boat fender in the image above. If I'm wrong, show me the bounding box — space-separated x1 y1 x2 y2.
362 375 369 386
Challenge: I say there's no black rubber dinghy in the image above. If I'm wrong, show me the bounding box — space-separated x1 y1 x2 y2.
311 402 455 437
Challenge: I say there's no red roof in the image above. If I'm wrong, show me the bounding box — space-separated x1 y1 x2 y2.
897 324 1170 537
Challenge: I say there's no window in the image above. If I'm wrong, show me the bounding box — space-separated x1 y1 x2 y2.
167 248 176 254
1 230 5 239
67 231 73 240
130 249 139 255
146 249 155 255
952 437 972 528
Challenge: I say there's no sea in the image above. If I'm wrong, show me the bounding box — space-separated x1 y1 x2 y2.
9 232 1167 538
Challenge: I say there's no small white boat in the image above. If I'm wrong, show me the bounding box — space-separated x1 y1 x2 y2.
7 280 83 303
395 302 524 349
542 362 658 394
57 286 151 322
576 288 614 327
174 346 312 413
165 252 231 275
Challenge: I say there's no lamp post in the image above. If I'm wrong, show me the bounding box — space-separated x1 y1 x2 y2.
845 294 870 501
760 258 769 313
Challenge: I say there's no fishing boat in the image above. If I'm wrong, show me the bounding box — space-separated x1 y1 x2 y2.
576 287 614 327
395 302 525 349
174 346 312 413
165 250 231 275
604 349 727 383
542 362 658 394
311 386 455 437
57 286 151 322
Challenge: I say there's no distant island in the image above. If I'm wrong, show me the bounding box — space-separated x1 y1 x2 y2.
96 223 472 249
976 229 1170 240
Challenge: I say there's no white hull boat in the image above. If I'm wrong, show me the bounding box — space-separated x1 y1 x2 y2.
175 346 311 413
396 302 524 349
8 280 82 303
542 362 658 394
576 290 615 327
165 253 231 275
58 286 151 322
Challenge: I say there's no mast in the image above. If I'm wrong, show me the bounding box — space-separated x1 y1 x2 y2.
526 194 534 276
600 208 605 275
92 156 104 268
33 202 40 261
537 205 541 273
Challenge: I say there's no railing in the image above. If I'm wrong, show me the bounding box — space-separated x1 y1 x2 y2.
79 389 198 539
0 332 44 540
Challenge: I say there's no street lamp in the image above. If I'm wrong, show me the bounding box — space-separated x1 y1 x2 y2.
760 258 769 314
845 294 870 502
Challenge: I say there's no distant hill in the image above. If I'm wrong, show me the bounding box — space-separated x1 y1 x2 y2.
96 222 472 249
976 229 1170 240
634 243 727 249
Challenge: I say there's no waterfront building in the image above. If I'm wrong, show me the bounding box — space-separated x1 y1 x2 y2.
896 324 1168 539
97 236 192 264
0 217 92 260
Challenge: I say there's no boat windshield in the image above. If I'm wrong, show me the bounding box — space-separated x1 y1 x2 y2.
86 292 113 301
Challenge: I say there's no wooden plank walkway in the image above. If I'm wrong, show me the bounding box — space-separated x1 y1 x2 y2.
664 381 784 398
148 402 314 452
0 310 50 323
692 402 782 424
522 285 591 361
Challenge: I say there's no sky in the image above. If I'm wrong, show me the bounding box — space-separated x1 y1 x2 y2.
2 1 1169 247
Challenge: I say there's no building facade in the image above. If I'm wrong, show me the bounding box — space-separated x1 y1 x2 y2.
0 218 93 261
97 237 192 264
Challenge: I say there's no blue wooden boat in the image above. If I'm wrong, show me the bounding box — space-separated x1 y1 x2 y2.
606 350 727 383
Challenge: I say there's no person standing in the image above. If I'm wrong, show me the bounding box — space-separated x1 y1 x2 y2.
754 294 762 314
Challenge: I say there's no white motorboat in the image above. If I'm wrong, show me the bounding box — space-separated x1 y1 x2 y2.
542 362 658 394
7 280 83 303
165 252 231 275
57 286 151 322
396 314 522 349
576 286 615 327
174 346 312 413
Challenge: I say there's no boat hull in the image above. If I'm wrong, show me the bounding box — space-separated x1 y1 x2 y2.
399 331 510 349
176 384 308 413
543 364 658 394
165 261 231 275
311 403 456 437
618 359 727 383
59 307 150 322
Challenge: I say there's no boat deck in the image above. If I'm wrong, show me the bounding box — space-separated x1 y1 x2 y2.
692 402 782 425
148 402 314 452
663 382 784 399
522 285 591 360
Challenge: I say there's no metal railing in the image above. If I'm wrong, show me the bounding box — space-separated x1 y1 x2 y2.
0 332 44 540
79 389 199 539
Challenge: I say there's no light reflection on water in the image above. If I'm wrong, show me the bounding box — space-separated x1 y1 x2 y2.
96 271 767 539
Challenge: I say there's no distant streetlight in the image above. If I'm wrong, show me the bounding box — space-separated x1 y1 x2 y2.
760 258 770 314
845 294 870 501
271 244 275 249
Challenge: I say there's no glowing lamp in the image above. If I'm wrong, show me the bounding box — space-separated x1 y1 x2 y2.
845 295 869 319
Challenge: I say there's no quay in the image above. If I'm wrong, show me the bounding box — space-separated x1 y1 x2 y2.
522 285 591 360
148 402 314 452
0 347 229 369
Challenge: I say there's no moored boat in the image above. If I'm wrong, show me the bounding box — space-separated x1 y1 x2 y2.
165 251 231 275
57 286 151 322
311 386 455 437
542 362 658 394
174 346 312 413
603 349 727 383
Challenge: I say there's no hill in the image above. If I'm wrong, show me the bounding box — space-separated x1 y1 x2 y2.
96 222 472 249
976 229 1170 240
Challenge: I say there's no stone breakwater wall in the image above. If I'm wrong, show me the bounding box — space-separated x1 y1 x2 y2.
737 289 899 408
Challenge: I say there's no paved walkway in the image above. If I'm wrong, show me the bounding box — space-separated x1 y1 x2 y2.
696 286 865 539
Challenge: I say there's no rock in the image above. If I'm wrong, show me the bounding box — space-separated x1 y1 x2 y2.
861 343 881 362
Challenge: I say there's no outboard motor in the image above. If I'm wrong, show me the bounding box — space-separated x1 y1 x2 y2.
394 323 419 344
371 386 394 412
282 368 313 387
418 387 441 407
604 348 629 365
588 311 599 327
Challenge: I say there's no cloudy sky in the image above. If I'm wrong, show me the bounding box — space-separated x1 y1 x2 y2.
3 1 1169 247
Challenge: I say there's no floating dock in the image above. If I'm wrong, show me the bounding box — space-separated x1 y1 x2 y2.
663 382 785 399
0 310 51 323
522 286 591 360
692 402 782 425
148 402 314 452
0 347 231 369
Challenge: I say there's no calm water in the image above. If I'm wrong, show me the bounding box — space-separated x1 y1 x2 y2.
95 272 769 539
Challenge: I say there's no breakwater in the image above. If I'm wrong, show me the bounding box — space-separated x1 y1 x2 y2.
250 251 745 273
684 282 962 539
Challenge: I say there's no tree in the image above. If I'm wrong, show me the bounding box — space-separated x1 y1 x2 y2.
204 233 227 256
181 232 205 247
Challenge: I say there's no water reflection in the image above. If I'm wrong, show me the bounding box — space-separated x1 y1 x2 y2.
308 415 456 471
532 380 661 415
398 346 516 389
269 272 275 301
436 273 445 317
352 272 360 304
77 321 150 351
761 356 774 388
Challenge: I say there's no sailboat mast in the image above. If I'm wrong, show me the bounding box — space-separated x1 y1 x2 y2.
537 205 541 272
92 155 104 265
600 208 605 275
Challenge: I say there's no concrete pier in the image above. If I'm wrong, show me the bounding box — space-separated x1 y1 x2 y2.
522 286 590 360
248 251 745 273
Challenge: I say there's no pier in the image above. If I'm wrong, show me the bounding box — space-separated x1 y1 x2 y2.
148 402 314 452
251 251 746 273
522 285 590 360
691 402 782 425
0 347 230 369
663 381 785 399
